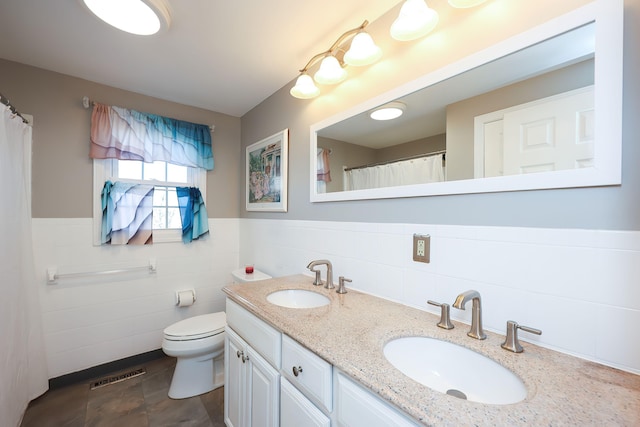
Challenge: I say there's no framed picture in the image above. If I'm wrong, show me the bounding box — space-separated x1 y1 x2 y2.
246 129 288 212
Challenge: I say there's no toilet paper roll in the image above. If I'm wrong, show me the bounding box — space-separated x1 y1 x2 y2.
176 290 195 307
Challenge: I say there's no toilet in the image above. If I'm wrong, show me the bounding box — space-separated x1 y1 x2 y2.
161 268 272 399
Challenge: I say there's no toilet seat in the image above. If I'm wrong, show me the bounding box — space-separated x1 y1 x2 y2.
163 312 226 341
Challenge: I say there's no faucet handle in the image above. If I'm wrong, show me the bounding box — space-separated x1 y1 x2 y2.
501 320 542 353
427 300 454 330
337 276 350 294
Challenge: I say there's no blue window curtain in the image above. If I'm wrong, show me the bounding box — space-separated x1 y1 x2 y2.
176 187 209 243
90 103 214 170
101 181 154 245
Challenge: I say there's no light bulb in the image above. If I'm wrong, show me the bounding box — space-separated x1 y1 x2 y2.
290 74 320 99
344 32 382 67
390 0 439 42
314 56 347 85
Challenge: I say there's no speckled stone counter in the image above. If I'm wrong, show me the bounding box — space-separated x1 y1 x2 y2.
223 275 640 426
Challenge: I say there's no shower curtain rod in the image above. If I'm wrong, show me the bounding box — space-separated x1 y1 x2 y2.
344 150 446 172
81 96 216 132
0 92 28 124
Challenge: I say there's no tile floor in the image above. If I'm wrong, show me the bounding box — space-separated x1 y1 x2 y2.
20 356 224 427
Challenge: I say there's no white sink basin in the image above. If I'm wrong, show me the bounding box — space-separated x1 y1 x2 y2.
383 337 526 404
267 289 330 309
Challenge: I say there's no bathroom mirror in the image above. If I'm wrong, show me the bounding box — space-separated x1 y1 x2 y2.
310 0 622 202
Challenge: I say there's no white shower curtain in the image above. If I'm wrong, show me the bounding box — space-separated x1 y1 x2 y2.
0 106 48 426
344 154 445 191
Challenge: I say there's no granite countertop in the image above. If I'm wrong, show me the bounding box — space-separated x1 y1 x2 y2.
223 274 640 426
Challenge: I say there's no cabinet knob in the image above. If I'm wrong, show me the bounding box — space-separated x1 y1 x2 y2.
236 350 243 359
292 366 303 377
242 354 249 363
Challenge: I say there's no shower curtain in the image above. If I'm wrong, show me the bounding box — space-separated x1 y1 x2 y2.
0 106 48 426
344 154 445 191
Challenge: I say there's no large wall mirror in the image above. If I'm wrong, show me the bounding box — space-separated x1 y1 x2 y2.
310 0 622 202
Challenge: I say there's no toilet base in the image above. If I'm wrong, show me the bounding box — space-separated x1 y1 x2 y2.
168 353 225 399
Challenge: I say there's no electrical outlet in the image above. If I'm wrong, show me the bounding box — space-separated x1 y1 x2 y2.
413 234 430 263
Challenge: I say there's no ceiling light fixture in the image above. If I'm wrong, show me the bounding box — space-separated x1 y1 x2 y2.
369 102 406 121
390 0 439 41
290 20 382 99
82 0 171 36
448 0 488 8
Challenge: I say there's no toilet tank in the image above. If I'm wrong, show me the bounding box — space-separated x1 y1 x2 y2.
231 268 272 283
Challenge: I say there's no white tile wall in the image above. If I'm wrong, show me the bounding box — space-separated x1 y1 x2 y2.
239 219 640 375
32 218 239 378
32 217 639 377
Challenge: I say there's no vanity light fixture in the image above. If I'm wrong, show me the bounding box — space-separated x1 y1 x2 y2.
82 0 171 36
290 20 382 99
369 102 406 121
448 0 488 8
391 0 439 42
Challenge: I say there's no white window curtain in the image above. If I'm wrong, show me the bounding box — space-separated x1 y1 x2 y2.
0 106 48 426
344 154 445 191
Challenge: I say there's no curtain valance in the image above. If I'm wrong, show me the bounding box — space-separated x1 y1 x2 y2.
90 103 214 170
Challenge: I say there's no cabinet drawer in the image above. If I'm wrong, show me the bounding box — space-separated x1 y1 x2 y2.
335 371 420 427
226 298 281 368
281 334 332 412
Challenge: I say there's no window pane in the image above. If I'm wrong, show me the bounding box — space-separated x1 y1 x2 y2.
167 163 188 183
144 161 166 181
168 208 182 229
167 188 178 206
153 187 167 207
153 207 167 229
118 160 142 180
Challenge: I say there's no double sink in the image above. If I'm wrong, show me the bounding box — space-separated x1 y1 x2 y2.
266 288 526 405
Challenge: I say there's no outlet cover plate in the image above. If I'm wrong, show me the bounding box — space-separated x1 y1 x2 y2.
413 234 430 263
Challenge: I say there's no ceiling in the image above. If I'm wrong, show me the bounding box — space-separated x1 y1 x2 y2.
0 0 399 117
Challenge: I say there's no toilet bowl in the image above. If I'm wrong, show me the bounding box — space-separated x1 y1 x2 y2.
162 268 272 399
162 312 226 399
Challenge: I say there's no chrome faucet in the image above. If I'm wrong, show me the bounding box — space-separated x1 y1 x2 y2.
453 290 486 340
306 259 334 289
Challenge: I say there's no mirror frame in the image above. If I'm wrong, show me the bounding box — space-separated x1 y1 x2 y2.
310 0 622 203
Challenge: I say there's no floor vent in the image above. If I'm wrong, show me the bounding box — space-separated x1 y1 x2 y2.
90 367 146 390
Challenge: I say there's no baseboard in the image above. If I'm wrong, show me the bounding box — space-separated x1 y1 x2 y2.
48 349 166 390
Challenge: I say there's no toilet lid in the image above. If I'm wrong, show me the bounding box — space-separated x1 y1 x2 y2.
163 312 226 341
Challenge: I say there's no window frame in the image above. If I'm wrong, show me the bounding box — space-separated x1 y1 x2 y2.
93 159 207 245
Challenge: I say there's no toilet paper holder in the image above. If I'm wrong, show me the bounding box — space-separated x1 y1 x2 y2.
176 289 197 307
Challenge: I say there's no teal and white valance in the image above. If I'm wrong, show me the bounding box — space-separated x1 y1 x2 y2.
90 103 213 170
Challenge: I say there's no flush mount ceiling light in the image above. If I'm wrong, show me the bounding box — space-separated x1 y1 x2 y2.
82 0 171 35
448 0 488 7
391 0 439 42
290 20 382 99
369 102 406 121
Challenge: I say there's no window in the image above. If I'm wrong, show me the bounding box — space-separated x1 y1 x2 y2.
93 159 206 244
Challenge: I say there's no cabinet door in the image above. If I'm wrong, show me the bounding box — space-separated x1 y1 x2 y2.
225 329 247 427
281 378 330 427
335 371 420 427
247 346 280 427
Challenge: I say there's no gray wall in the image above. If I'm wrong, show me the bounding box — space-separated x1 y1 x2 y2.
240 0 640 231
0 59 241 219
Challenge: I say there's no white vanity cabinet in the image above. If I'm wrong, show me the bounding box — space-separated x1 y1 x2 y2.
224 297 420 427
225 299 281 427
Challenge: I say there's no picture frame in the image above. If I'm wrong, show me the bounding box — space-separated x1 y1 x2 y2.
246 128 289 212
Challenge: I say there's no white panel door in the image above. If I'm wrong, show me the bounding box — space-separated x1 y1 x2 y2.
503 86 594 175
